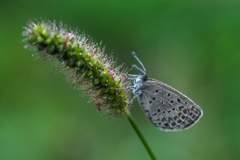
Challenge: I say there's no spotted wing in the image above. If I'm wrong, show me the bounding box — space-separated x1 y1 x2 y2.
138 78 203 131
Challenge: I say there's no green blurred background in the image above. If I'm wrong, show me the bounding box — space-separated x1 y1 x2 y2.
1 0 240 160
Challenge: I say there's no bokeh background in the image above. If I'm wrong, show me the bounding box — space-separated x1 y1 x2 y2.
1 0 240 160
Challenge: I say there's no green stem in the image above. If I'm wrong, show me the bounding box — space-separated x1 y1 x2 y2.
124 111 157 160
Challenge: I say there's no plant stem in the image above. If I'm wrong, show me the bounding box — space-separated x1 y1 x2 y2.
124 111 157 160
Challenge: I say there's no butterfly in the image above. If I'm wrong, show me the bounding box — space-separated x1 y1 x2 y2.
128 52 203 131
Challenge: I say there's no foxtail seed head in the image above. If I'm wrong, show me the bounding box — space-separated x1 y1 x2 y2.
23 20 131 117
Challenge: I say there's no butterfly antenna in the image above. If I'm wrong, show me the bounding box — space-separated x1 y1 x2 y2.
131 52 146 73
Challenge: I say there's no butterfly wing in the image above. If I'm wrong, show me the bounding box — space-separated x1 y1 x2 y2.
138 78 203 131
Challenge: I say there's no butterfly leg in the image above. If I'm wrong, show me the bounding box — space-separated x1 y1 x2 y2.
129 94 139 104
127 74 138 80
128 89 142 104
